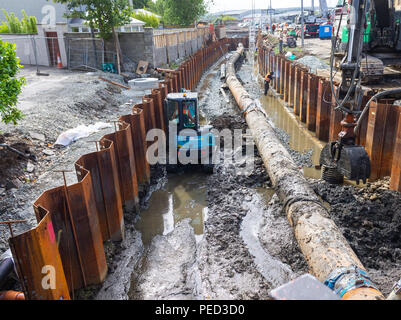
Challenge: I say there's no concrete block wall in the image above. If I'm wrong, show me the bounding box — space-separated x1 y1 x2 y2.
154 47 167 68
63 27 211 69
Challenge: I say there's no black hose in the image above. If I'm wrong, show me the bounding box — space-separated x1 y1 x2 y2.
330 0 368 113
354 88 401 134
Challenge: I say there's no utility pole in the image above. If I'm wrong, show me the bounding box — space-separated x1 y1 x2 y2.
269 0 273 30
301 0 305 47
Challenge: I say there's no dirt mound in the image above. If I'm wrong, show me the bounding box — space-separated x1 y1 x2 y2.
70 87 121 117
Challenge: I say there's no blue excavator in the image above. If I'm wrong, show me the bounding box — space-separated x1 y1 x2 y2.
164 91 216 173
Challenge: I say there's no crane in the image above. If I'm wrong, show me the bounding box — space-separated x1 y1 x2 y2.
320 0 401 184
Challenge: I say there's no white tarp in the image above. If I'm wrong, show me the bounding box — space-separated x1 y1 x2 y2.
55 122 112 147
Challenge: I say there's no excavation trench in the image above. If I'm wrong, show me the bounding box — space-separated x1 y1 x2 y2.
226 44 387 300
91 54 310 300
94 47 397 301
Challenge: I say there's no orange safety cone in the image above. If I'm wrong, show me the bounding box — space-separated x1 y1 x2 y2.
57 53 63 69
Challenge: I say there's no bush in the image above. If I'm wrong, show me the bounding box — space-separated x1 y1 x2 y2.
0 39 25 125
1 9 37 34
0 21 9 34
132 12 160 28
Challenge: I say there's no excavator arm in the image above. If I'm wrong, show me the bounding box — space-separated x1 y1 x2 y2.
320 0 371 184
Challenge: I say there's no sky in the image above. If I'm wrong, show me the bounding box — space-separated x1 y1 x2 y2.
208 0 340 13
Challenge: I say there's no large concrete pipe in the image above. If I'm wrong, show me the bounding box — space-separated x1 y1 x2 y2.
226 44 384 300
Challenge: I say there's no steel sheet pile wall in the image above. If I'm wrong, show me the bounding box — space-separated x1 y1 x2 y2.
8 37 247 300
232 44 384 300
257 46 401 191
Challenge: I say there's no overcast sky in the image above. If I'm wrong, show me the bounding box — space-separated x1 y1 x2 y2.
208 0 340 13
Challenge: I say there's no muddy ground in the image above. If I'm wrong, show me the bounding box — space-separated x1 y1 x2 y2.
0 66 142 256
94 56 310 300
1 52 400 299
310 178 401 295
241 53 401 296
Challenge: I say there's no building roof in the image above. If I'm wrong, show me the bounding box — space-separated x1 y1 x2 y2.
129 17 146 26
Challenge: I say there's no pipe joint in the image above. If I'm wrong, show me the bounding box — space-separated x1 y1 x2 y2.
324 265 378 298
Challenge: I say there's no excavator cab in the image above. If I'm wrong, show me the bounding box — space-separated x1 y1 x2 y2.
164 92 216 173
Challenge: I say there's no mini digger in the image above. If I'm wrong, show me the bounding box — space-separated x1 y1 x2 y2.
164 91 216 174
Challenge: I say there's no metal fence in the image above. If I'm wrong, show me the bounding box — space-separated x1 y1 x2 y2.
67 38 106 71
1 35 62 67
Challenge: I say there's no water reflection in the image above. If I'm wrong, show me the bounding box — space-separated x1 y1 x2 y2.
135 172 208 246
260 94 323 179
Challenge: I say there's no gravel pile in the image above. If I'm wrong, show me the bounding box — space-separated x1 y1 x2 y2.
297 55 330 74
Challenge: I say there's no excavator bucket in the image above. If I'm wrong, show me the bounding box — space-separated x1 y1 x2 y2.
320 143 371 185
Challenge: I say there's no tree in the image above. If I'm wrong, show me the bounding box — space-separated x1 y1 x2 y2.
0 10 38 34
0 39 25 125
158 0 209 26
131 0 151 8
132 12 160 28
54 0 133 73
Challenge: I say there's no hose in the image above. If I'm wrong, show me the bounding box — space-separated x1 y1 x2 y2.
330 0 369 114
354 88 401 135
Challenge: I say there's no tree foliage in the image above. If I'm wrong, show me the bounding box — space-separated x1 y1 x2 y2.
0 39 25 125
154 0 208 26
131 0 152 8
0 10 37 34
54 0 133 39
132 12 160 28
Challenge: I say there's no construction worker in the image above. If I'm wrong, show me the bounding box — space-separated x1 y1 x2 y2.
264 71 274 96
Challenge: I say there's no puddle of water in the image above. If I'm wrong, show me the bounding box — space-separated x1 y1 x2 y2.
260 94 323 179
135 172 208 246
240 189 296 287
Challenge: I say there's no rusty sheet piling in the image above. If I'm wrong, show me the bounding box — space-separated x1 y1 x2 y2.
227 43 384 300
6 37 248 300
257 44 401 188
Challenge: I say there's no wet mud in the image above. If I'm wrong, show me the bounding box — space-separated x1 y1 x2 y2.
310 178 401 295
6 51 398 300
